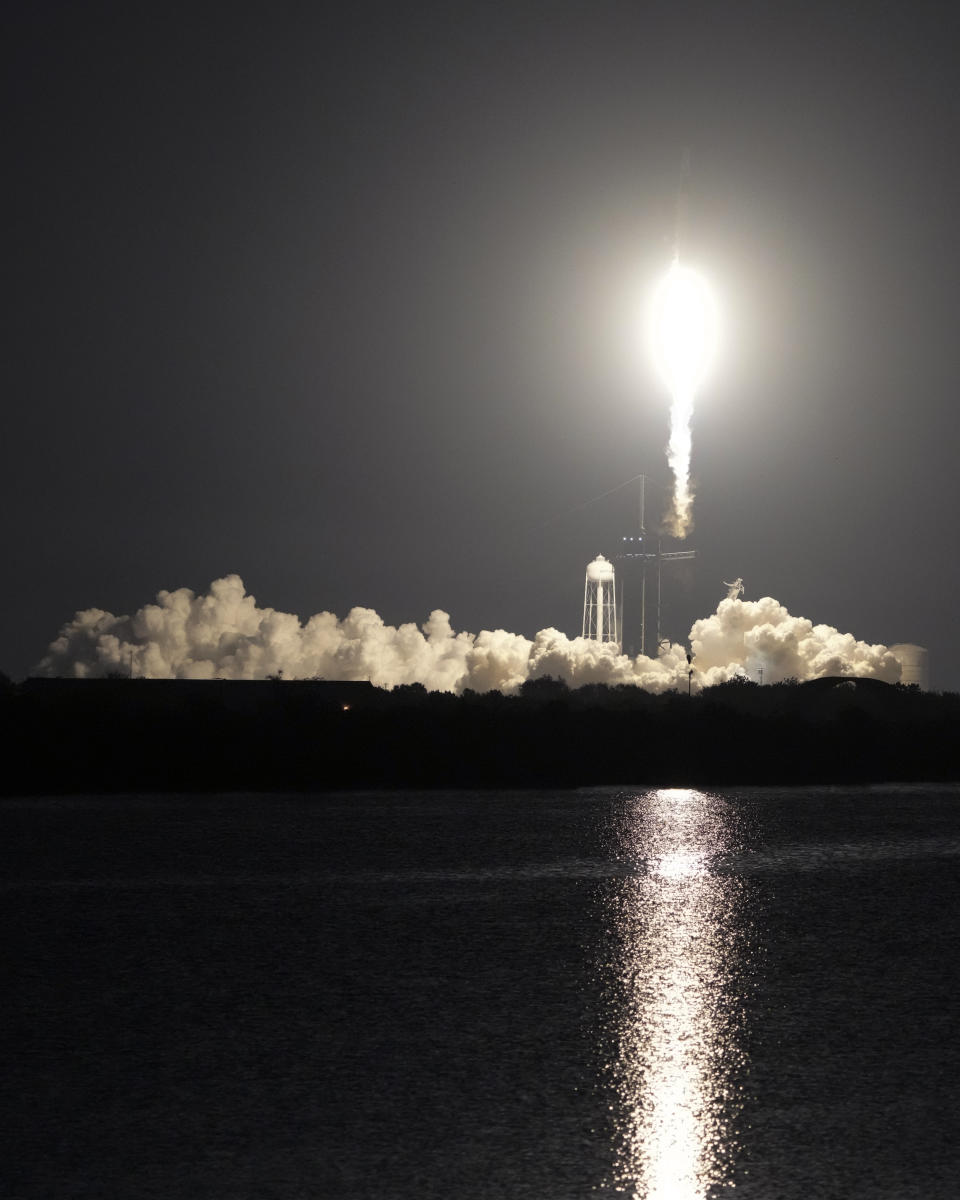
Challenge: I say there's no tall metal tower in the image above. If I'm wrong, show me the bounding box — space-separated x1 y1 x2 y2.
582 555 618 646
617 475 695 655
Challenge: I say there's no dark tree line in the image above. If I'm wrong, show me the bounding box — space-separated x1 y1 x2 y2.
2 674 959 793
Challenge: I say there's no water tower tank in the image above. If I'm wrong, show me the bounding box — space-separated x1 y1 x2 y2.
889 643 929 690
586 555 615 583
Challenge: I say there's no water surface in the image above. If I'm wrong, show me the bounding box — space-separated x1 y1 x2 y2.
3 786 959 1198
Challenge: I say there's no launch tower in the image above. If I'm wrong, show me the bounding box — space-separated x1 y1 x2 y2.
617 475 695 655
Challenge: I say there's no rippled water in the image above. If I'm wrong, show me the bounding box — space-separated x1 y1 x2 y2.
4 786 960 1198
602 789 754 1198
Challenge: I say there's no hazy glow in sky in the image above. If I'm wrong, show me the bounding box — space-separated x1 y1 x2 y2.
6 5 960 688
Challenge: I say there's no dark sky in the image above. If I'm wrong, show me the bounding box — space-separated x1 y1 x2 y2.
7 2 960 687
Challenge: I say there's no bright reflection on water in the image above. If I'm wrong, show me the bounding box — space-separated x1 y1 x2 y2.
605 788 751 1198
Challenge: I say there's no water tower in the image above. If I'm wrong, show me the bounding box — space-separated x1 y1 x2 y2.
583 554 618 646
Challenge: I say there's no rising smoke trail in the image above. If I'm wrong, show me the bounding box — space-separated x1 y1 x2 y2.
36 576 905 691
653 260 717 539
665 387 695 537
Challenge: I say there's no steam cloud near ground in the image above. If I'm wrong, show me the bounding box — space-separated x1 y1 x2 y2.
36 575 904 692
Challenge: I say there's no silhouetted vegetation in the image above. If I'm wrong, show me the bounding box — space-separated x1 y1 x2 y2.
2 675 959 794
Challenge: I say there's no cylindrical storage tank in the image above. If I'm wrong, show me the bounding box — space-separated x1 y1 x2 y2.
586 554 615 582
889 643 929 691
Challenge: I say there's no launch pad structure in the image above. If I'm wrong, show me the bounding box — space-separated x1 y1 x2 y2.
617 475 695 656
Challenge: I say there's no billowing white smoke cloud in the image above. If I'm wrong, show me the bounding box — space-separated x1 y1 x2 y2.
690 596 902 687
35 575 903 692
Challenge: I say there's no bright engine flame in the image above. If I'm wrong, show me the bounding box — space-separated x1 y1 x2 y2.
653 261 718 395
652 260 718 538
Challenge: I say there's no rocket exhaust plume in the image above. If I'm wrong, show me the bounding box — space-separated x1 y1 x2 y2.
653 259 717 538
665 385 695 536
650 153 716 537
36 576 904 691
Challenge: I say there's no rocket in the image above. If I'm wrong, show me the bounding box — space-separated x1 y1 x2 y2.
672 148 692 263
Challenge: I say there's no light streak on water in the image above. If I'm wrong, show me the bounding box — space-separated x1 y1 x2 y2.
606 788 750 1198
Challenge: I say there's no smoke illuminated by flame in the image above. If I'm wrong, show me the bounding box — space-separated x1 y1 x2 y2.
653 260 718 538
36 576 904 691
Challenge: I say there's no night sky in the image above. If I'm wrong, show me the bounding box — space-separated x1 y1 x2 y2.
7 2 960 687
